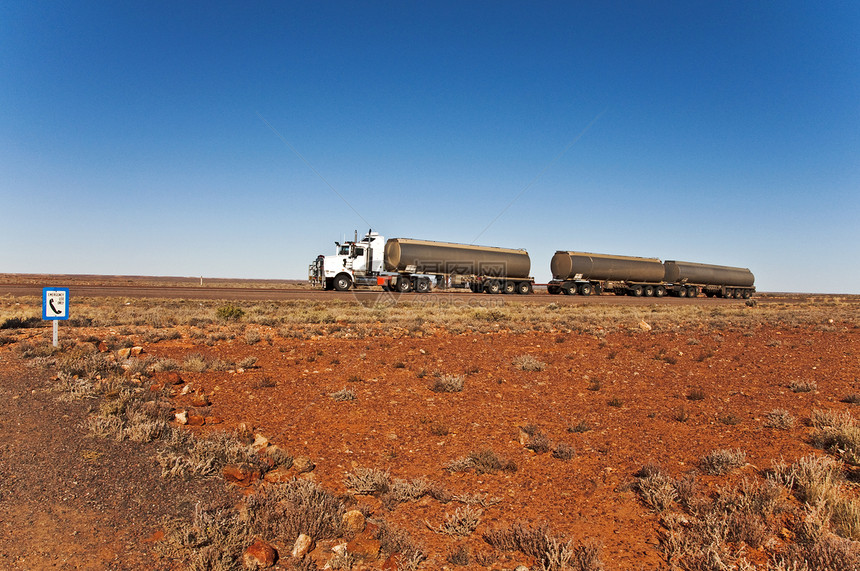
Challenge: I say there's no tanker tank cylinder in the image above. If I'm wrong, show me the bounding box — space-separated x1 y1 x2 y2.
551 251 664 283
384 238 531 278
663 261 755 287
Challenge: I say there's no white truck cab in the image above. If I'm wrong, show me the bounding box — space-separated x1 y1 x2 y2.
309 231 386 291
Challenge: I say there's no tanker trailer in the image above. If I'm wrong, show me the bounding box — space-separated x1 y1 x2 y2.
382 238 533 294
663 261 755 299
548 251 667 296
309 230 533 294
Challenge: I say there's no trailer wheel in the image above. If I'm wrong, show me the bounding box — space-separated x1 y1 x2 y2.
688 286 698 298
655 285 667 297
722 288 732 298
547 285 562 295
630 284 643 297
643 285 654 297
579 283 593 296
415 278 431 294
485 280 501 294
742 289 752 299
503 281 516 294
516 281 532 295
396 278 412 293
333 274 352 292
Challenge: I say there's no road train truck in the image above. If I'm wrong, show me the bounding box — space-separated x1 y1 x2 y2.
309 231 534 294
548 251 755 298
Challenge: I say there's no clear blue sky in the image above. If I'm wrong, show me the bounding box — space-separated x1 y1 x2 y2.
2 2 858 293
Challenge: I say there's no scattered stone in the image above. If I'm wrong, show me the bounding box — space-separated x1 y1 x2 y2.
638 320 652 331
116 348 132 359
174 410 188 425
190 391 211 407
291 533 314 558
130 346 144 357
263 467 293 484
243 538 277 568
381 554 399 570
186 414 205 426
346 535 381 561
180 385 192 396
97 341 109 352
223 464 260 488
165 371 184 385
293 456 315 474
251 433 269 451
342 509 366 536
331 543 348 557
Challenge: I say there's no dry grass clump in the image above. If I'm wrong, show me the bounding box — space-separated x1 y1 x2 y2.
245 480 345 542
520 424 552 454
700 448 747 476
374 520 427 570
429 373 464 393
810 409 860 465
790 379 817 393
634 463 678 512
447 449 517 475
513 354 547 372
344 468 450 509
765 408 796 430
426 506 482 537
159 501 250 570
482 523 603 571
329 387 356 402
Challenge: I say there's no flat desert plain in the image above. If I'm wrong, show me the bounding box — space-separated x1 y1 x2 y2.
1 282 858 570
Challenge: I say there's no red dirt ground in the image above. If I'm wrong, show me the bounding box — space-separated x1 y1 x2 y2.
1 293 858 569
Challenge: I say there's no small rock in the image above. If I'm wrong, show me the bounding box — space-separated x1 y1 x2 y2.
186 414 205 426
291 533 314 558
638 320 652 331
190 391 211 407
243 538 277 568
223 464 260 488
346 536 381 561
165 371 184 385
97 341 109 352
252 434 269 451
263 467 293 484
174 410 188 425
116 348 132 359
293 456 315 474
130 346 144 357
342 510 366 536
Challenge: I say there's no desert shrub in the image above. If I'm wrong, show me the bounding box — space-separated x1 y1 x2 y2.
790 379 817 393
446 544 470 566
607 397 623 408
672 406 690 423
244 328 261 345
700 448 746 476
842 394 860 405
483 523 603 571
553 443 576 461
245 480 344 542
513 354 547 372
330 388 356 402
374 520 427 569
159 502 250 570
810 409 860 465
430 374 464 393
634 463 677 512
686 387 706 401
765 408 796 430
447 449 517 474
427 506 482 537
0 316 41 329
215 304 245 321
568 420 592 433
156 430 262 480
520 425 552 454
344 467 391 496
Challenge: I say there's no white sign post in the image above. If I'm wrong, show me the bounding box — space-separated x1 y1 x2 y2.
42 287 70 347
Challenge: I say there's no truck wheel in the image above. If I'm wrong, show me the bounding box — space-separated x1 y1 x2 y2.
396 278 412 293
688 287 698 298
516 281 532 295
677 287 687 298
415 278 431 294
503 281 516 294
742 289 752 299
485 280 501 294
333 274 352 291
630 284 643 297
547 285 561 295
655 285 667 297
579 283 593 295
643 285 654 297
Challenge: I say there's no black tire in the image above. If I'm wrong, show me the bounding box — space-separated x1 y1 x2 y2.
516 281 532 295
396 278 412 293
742 289 752 299
547 285 562 295
687 287 698 298
503 281 516 295
578 283 592 295
643 285 654 297
562 285 575 295
485 280 501 294
415 278 431 294
630 284 643 297
723 288 733 298
333 274 352 292
655 285 667 297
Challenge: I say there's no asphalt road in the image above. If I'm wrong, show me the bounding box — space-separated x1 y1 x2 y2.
0 282 772 306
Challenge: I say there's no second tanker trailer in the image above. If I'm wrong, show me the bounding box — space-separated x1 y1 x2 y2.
548 251 755 298
309 231 534 294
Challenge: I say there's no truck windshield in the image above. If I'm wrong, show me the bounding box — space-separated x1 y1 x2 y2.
338 246 350 255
